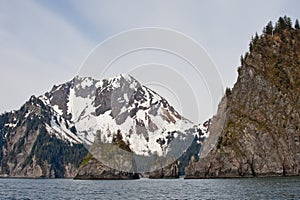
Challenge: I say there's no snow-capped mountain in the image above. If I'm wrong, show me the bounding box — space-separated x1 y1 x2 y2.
0 74 210 177
39 74 209 156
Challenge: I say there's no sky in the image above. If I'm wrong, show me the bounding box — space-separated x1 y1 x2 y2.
0 0 300 121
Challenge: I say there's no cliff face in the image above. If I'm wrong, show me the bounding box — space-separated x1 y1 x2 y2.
186 17 300 178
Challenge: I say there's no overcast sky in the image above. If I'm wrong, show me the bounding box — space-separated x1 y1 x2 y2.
1 0 300 119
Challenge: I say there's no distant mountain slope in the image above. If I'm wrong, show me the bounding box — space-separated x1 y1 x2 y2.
186 16 300 178
0 96 87 178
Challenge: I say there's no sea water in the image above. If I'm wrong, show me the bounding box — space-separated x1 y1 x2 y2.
0 177 299 199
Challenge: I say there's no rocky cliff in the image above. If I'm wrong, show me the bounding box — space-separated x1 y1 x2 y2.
186 16 300 178
74 153 139 180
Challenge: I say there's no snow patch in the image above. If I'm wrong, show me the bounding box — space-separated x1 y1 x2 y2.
24 111 31 118
81 77 93 89
46 118 81 144
53 105 63 115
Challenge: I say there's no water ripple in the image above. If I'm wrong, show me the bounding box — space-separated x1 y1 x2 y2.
0 177 299 199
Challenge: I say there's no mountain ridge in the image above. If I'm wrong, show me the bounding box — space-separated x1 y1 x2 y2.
0 73 207 178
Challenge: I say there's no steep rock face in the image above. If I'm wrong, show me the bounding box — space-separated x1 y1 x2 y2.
186 18 300 178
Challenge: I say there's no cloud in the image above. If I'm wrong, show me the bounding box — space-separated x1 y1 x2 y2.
0 0 94 113
67 0 291 87
1 0 300 117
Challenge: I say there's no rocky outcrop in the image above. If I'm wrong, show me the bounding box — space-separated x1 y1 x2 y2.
185 17 300 178
149 163 179 179
74 154 139 180
74 131 140 180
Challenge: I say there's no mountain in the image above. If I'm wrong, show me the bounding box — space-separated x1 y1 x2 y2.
0 74 208 178
0 96 87 178
185 16 300 178
46 75 200 153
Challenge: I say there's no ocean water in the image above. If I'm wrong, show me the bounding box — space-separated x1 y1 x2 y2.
0 177 299 200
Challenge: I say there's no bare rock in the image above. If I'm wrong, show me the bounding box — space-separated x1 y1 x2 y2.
74 155 139 180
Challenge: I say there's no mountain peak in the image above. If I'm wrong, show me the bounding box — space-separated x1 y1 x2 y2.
36 74 206 157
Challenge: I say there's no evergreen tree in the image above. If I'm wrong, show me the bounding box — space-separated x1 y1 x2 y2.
295 19 300 29
240 55 244 65
254 32 259 42
284 15 292 29
249 42 253 52
225 87 232 96
264 21 273 35
275 16 293 32
275 17 285 32
112 129 123 144
112 129 131 152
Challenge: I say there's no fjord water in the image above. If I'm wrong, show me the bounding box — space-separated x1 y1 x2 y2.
0 177 299 199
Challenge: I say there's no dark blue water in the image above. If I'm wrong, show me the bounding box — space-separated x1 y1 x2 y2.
0 177 299 199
